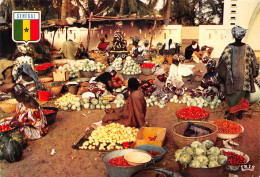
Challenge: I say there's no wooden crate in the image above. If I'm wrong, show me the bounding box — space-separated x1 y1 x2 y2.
136 127 166 147
53 70 69 82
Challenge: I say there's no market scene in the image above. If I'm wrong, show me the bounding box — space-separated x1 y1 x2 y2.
0 0 259 176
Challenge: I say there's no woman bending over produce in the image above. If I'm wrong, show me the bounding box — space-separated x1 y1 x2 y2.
102 78 146 128
10 83 48 140
94 66 117 93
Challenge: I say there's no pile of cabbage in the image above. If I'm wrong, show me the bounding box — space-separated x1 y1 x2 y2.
83 97 112 110
113 94 125 108
170 94 222 110
113 86 126 93
112 57 123 70
55 93 82 111
146 95 166 108
121 57 141 75
58 59 106 78
175 140 227 168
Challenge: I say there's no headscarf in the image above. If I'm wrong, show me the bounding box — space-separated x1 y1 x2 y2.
154 67 165 76
143 40 149 45
231 26 246 39
100 37 105 41
130 36 141 43
14 63 39 84
105 66 116 73
205 58 216 69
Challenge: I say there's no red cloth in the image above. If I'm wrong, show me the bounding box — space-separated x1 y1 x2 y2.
98 42 109 51
229 97 249 113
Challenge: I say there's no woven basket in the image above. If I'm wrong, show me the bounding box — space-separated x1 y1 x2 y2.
0 99 18 113
50 85 63 96
122 74 140 81
39 77 54 83
141 68 153 76
171 121 218 149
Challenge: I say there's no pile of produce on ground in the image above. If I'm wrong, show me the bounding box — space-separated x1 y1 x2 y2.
170 94 222 110
121 57 141 75
112 57 123 70
146 95 166 108
58 59 106 78
176 106 209 120
113 94 125 108
175 140 227 168
79 123 138 150
35 63 54 71
0 119 13 132
212 120 243 134
55 93 81 111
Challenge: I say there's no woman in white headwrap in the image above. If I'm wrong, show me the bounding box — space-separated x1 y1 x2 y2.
216 26 259 120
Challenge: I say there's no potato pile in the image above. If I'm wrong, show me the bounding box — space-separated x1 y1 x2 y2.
79 123 138 150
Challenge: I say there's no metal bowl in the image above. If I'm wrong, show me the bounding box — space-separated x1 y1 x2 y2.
217 124 244 140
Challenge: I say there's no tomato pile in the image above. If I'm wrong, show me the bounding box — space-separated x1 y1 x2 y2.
222 150 247 165
42 109 55 115
176 106 209 120
108 156 131 167
212 120 242 134
35 63 54 71
0 121 13 132
148 151 162 156
140 63 155 68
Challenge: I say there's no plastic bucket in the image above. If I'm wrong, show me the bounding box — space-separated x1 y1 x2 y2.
102 149 149 177
135 145 168 163
38 91 50 101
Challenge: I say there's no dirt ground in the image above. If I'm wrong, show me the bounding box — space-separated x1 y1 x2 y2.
0 62 260 177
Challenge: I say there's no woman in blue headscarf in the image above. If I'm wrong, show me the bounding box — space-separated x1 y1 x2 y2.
216 26 259 120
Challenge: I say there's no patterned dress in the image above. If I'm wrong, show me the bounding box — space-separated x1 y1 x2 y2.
16 103 48 140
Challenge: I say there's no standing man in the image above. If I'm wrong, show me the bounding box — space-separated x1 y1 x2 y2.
216 26 259 120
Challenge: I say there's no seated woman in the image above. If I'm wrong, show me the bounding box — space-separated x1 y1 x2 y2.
90 66 117 96
10 83 48 140
98 37 109 52
191 59 225 100
102 78 146 128
14 63 39 97
152 68 174 101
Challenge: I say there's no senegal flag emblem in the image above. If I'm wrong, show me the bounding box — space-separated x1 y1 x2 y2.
12 11 41 44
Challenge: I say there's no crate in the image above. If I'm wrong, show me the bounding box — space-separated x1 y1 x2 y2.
53 70 69 82
136 127 166 147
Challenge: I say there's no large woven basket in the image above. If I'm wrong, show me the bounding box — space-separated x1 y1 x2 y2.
171 121 218 149
0 99 18 113
141 68 153 76
79 71 96 78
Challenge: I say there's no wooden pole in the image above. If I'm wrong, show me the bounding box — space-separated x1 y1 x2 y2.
148 18 157 60
65 27 68 41
52 30 57 52
86 12 93 52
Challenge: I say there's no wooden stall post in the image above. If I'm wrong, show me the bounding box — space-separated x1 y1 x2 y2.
86 12 93 52
148 18 157 59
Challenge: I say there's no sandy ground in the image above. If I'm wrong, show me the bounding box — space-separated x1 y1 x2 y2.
0 62 260 177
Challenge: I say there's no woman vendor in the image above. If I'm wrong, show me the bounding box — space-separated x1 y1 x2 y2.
191 58 225 100
92 66 117 94
14 63 39 97
102 78 146 128
216 26 259 120
152 67 174 101
10 83 48 140
130 36 144 64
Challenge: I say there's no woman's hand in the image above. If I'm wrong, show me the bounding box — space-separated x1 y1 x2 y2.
105 108 114 114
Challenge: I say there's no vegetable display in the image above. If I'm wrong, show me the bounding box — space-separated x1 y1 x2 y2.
121 57 141 75
175 140 227 168
146 96 166 108
140 63 155 68
176 106 209 120
170 94 222 109
113 94 125 108
35 63 53 71
222 150 247 165
148 151 162 156
79 123 138 150
58 59 106 78
112 57 123 70
42 109 55 115
212 120 242 134
108 156 131 167
0 120 13 132
55 93 80 111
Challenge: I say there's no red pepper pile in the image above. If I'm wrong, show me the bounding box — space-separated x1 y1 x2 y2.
140 63 155 68
108 156 131 167
42 109 55 115
222 150 247 165
148 136 157 141
35 63 54 71
148 151 162 156
212 120 242 134
176 106 209 120
0 121 13 132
